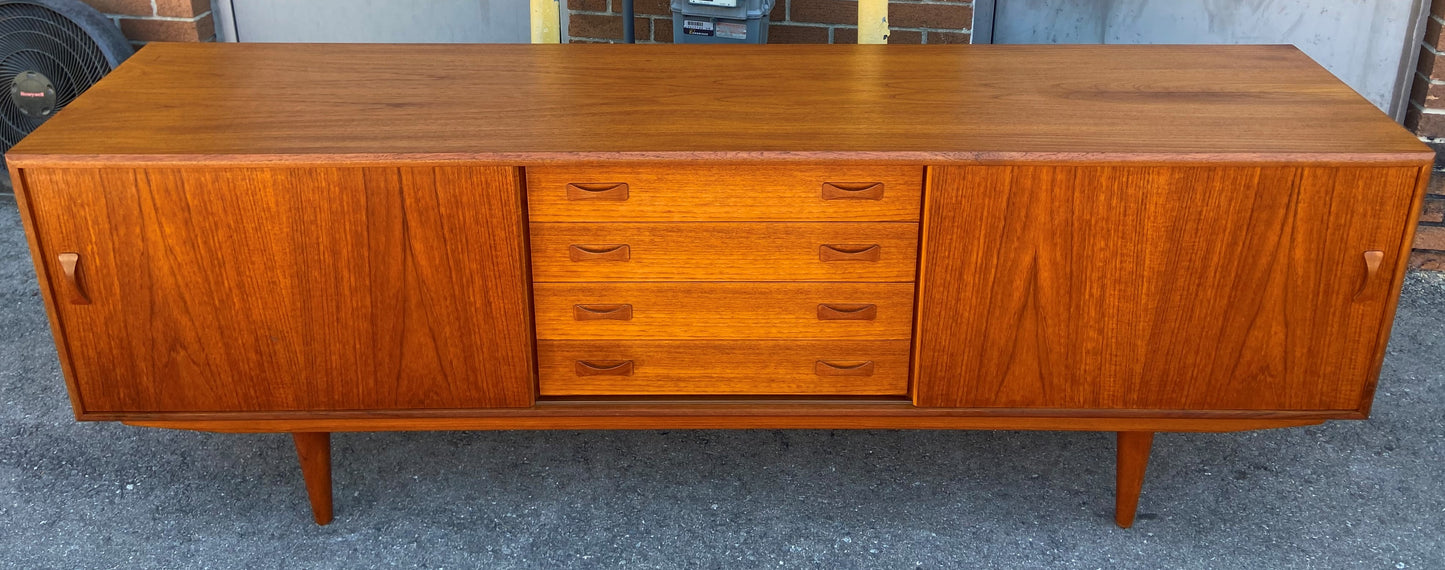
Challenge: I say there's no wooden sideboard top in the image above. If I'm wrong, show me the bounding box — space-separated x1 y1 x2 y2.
6 43 1430 167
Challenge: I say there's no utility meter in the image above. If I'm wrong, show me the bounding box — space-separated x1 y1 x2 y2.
670 0 775 44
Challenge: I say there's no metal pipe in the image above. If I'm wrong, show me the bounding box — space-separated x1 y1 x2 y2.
530 0 561 43
622 0 635 43
858 0 889 44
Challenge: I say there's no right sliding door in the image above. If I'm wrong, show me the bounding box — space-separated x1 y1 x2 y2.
912 165 1421 411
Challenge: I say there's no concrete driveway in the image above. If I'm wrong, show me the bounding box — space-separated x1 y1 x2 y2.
2 193 1442 569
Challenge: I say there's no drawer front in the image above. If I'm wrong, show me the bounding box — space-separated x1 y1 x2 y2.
526 165 924 222
530 222 919 282
538 340 911 395
534 282 915 339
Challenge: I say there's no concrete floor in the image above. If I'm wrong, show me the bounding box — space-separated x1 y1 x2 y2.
1 193 1442 569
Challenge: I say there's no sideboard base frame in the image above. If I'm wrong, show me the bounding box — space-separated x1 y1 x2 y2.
121 404 1327 528
117 401 1337 433
185 420 1304 528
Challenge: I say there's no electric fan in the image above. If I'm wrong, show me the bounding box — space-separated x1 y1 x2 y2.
0 0 131 179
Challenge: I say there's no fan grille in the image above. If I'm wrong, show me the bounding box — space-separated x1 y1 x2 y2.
0 2 115 155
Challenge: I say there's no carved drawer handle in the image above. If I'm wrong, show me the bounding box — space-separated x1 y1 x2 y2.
575 360 634 376
817 303 877 321
566 182 629 201
821 182 884 200
819 244 880 262
569 244 631 262
574 304 633 321
815 360 875 377
1355 250 1385 301
57 252 91 305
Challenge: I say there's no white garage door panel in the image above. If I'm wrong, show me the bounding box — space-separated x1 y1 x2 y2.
229 0 528 43
989 0 1426 118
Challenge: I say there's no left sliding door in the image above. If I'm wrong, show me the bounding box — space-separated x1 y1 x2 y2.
18 166 535 414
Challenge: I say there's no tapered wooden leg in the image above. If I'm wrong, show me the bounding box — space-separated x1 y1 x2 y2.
1114 431 1154 529
291 432 333 525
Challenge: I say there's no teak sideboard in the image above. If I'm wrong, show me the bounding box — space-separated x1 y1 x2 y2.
5 43 1432 527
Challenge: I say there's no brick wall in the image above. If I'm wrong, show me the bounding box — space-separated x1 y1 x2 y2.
81 0 216 45
1405 0 1445 271
568 0 972 44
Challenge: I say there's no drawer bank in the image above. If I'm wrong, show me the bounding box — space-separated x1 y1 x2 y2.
5 43 1431 527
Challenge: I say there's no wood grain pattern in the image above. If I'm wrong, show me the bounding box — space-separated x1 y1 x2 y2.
22 166 535 413
530 222 918 282
110 404 1358 422
122 408 1328 434
913 165 1418 410
527 164 923 221
1356 164 1434 416
537 340 911 395
1114 431 1154 529
534 282 915 340
7 44 1429 167
291 432 332 525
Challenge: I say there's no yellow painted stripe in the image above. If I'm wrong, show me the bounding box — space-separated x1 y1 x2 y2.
858 0 889 44
531 0 561 43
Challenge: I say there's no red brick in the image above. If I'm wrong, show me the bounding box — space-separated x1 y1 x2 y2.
156 0 210 18
571 0 609 12
569 12 622 40
891 29 923 44
1422 197 1445 223
928 31 971 44
1408 103 1424 133
1428 14 1444 50
1416 110 1445 138
1418 45 1443 79
1409 249 1445 271
81 0 151 17
1412 72 1430 107
654 17 673 42
790 0 855 25
1427 169 1445 196
772 4 785 22
1433 3 1445 21
119 13 213 42
1430 81 1445 108
889 3 972 30
633 17 652 42
767 23 829 44
1415 224 1445 250
635 0 671 16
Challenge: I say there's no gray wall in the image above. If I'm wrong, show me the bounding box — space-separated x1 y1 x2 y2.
222 0 529 43
985 0 1427 118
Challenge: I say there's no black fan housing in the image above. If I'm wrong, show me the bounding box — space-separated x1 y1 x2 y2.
0 0 131 169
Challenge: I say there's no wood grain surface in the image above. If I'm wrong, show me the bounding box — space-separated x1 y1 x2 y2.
6 44 1429 167
912 165 1420 410
21 166 535 413
529 222 918 282
1114 431 1154 529
537 340 911 396
533 282 915 340
121 407 1329 434
291 432 333 525
527 164 924 221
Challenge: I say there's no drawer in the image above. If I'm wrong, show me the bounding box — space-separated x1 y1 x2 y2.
526 165 923 222
537 340 912 396
530 222 918 282
533 282 915 340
